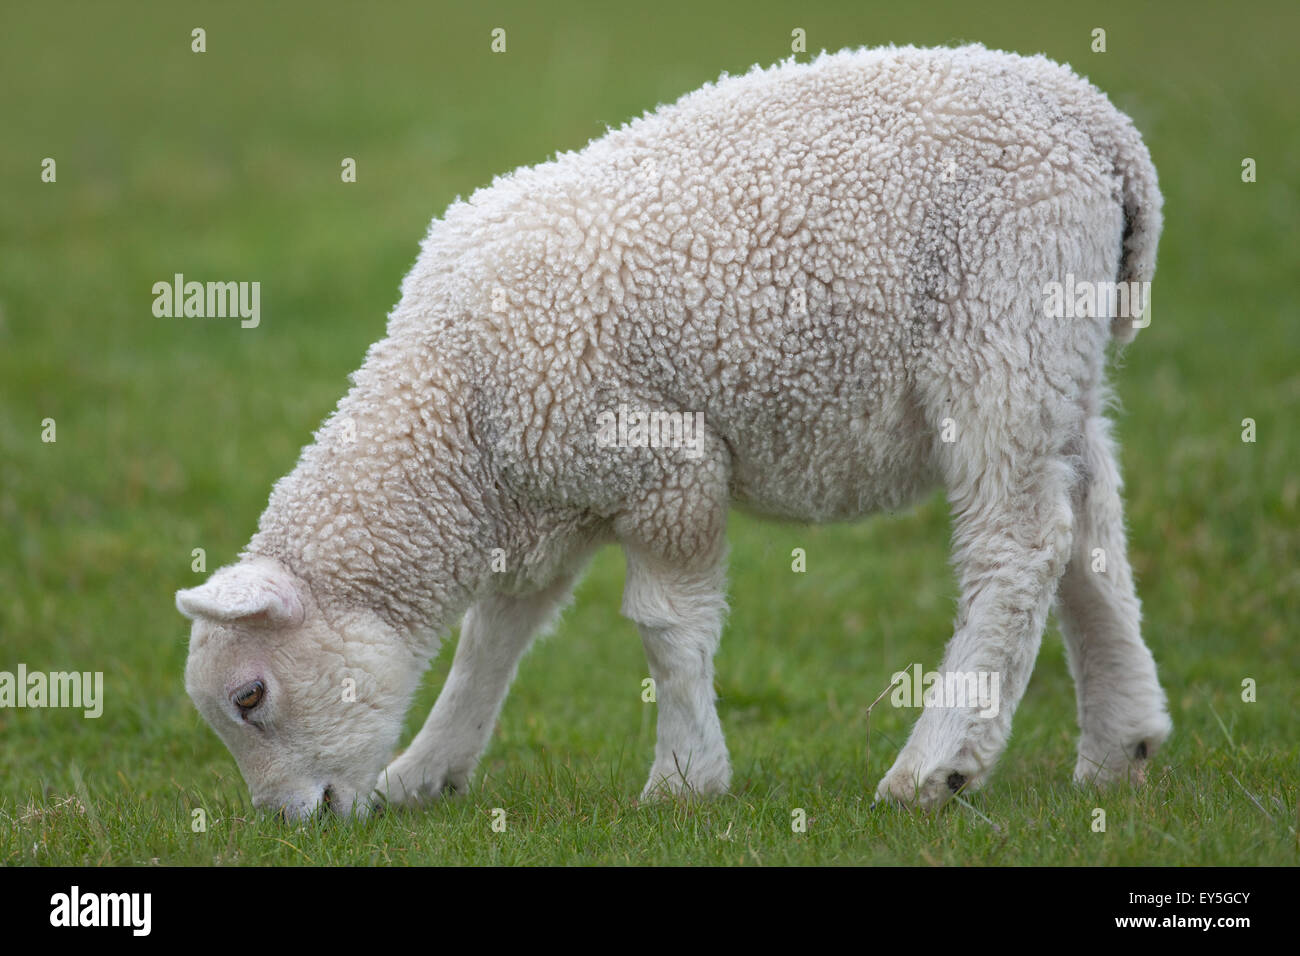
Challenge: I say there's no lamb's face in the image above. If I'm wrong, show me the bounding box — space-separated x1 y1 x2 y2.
177 558 418 821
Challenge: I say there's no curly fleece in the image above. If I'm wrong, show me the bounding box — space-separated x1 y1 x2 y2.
180 44 1171 817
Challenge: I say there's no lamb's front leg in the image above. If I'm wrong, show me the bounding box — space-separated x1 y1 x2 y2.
616 455 733 801
875 449 1077 810
623 548 732 799
376 577 576 807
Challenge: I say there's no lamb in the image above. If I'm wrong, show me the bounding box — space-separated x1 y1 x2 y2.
177 43 1172 819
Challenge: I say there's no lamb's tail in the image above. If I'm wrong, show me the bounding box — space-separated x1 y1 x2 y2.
1108 118 1163 344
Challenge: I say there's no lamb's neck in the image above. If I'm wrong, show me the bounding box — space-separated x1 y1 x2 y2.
246 350 495 648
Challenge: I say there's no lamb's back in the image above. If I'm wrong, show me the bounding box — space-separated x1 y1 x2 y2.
395 45 1134 520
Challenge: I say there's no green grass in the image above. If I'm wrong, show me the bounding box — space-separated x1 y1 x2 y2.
2 0 1297 865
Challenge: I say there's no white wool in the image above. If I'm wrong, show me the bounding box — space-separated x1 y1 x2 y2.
179 44 1170 818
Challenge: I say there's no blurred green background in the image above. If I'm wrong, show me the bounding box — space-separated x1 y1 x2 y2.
1 0 1296 865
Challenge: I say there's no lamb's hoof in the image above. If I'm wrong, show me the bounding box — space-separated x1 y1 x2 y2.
875 755 983 810
1073 735 1167 789
375 762 470 807
1073 713 1171 789
640 767 730 803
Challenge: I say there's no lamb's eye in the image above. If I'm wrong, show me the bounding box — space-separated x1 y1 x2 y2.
232 680 265 713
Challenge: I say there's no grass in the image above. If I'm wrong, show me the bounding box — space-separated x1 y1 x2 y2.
1 0 1297 866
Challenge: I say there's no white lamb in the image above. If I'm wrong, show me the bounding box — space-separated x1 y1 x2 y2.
178 43 1172 819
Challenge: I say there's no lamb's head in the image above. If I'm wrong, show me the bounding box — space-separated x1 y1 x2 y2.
177 557 420 821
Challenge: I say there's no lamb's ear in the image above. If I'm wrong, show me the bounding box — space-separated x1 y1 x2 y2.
176 559 304 627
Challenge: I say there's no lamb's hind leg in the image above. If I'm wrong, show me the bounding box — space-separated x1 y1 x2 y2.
376 574 579 806
875 400 1077 810
1055 412 1171 787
